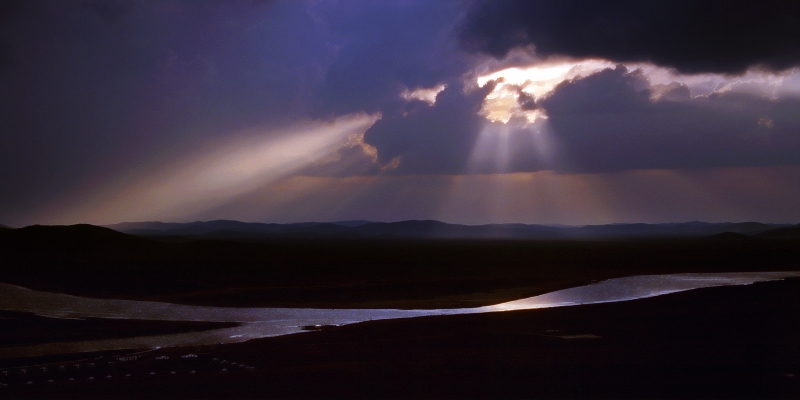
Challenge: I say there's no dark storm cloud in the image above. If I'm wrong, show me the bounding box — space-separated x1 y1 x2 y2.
363 81 496 174
460 0 800 74
542 66 800 172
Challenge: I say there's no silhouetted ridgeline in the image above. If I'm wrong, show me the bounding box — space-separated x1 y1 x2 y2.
757 224 800 239
1 223 799 308
104 219 794 241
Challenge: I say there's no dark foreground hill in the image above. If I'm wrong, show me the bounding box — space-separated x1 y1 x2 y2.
3 224 154 248
2 224 800 308
106 219 791 241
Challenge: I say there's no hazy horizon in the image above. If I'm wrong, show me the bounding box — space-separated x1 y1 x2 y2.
107 218 797 227
3 218 796 231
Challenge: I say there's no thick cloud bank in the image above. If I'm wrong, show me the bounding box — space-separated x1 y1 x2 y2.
460 0 800 74
362 66 800 175
543 66 800 172
363 81 496 174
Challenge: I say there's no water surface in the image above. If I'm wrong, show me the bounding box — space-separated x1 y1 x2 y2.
1 272 797 358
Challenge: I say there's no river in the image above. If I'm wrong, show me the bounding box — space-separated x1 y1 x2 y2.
1 271 798 358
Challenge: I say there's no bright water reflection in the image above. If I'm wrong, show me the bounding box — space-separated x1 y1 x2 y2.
1 272 798 358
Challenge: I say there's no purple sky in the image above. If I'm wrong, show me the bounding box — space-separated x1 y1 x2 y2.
2 0 800 226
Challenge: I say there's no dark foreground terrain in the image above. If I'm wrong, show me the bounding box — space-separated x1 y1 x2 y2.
2 224 800 308
2 224 800 398
0 311 238 348
2 278 800 398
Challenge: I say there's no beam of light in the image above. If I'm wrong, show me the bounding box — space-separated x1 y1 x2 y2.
467 122 513 174
194 175 383 223
466 118 559 176
45 163 800 225
434 166 800 225
400 83 447 105
202 166 800 225
435 171 615 226
51 113 379 224
195 173 456 224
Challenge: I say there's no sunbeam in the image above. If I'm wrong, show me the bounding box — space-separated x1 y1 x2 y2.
48 114 379 224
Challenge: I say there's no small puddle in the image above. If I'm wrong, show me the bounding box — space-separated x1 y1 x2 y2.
0 272 797 358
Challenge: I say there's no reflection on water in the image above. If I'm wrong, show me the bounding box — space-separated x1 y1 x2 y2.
1 272 798 358
479 272 800 311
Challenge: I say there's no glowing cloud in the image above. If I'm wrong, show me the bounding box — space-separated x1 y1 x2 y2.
400 83 448 105
630 64 800 99
476 59 615 123
475 59 800 125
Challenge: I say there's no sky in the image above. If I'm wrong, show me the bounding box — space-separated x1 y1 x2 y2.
2 0 800 227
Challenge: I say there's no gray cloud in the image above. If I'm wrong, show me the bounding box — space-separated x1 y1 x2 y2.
362 66 800 176
542 66 800 172
363 80 496 174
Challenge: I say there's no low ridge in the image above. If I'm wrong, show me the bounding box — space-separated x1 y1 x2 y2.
102 220 793 240
756 224 800 239
0 224 156 250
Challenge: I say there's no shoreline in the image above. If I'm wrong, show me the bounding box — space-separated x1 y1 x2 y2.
3 272 797 362
3 278 799 398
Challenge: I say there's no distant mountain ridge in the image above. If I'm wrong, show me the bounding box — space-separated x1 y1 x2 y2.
103 220 796 240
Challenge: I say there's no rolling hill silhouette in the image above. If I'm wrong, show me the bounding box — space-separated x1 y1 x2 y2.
756 224 800 239
105 219 789 240
2 222 800 308
0 224 164 252
705 231 753 240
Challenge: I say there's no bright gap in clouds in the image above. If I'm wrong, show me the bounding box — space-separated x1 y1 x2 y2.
476 59 800 125
476 59 615 124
